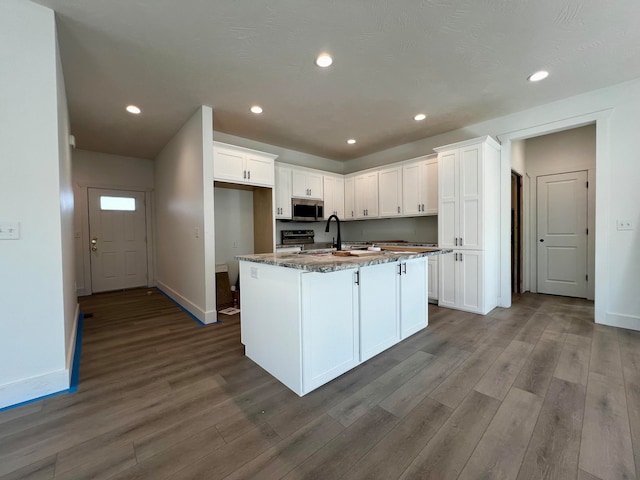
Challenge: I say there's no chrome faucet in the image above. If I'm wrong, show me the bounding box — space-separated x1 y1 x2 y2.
325 214 342 251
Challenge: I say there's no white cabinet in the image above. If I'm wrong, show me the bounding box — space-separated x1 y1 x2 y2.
428 256 439 302
359 257 428 361
323 176 345 219
436 136 501 315
354 171 379 218
378 166 403 217
292 169 323 199
213 142 276 187
344 177 356 220
399 257 429 338
439 250 483 313
402 156 438 216
275 165 292 219
359 262 399 361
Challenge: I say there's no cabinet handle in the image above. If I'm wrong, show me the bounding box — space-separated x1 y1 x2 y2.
460 237 463 246
455 237 458 246
248 170 251 180
460 253 463 262
243 170 247 179
418 203 420 212
397 206 400 214
354 271 360 285
351 210 354 217
455 252 458 261
403 263 407 274
398 264 402 275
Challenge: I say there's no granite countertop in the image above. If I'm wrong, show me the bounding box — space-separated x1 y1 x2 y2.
236 247 451 273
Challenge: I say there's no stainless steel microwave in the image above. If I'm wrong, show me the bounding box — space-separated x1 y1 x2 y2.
291 198 324 222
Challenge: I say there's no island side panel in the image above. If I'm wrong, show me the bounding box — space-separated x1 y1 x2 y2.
239 261 303 395
301 269 360 394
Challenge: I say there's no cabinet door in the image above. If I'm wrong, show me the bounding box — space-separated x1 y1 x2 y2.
292 170 308 197
402 162 422 216
354 174 368 218
275 166 292 219
378 167 402 217
428 256 438 301
400 258 428 338
438 251 457 309
459 144 483 249
344 177 355 220
301 270 359 393
423 159 439 215
213 145 245 183
458 250 483 313
323 176 336 218
438 150 458 248
307 173 324 200
365 172 379 217
359 262 399 361
334 177 345 219
245 154 274 186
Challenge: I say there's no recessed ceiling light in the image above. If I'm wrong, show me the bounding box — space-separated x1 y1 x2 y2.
528 70 549 82
414 113 427 121
315 53 333 68
250 105 263 114
347 139 356 145
126 105 141 114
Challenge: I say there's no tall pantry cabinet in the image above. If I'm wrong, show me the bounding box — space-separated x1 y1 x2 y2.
435 136 501 315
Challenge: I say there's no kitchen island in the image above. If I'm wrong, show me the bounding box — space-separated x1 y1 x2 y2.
237 247 450 396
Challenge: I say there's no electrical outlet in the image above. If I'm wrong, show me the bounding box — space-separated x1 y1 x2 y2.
0 222 20 240
617 219 633 231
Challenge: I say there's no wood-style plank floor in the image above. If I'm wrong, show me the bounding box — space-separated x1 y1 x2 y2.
1 289 639 480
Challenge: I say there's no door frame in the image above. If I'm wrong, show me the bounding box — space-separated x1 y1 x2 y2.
498 109 611 325
76 182 154 295
511 171 523 295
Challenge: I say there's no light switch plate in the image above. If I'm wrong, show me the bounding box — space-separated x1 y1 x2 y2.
0 222 20 240
617 219 633 231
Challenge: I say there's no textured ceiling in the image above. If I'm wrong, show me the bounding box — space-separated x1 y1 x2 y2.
33 0 640 160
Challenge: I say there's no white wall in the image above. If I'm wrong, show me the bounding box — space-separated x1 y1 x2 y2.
0 0 75 408
524 125 596 299
215 131 343 174
214 187 254 286
346 78 640 330
72 149 154 295
155 106 216 324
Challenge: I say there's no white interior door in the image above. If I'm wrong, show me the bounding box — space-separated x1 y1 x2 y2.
88 188 148 293
537 171 588 297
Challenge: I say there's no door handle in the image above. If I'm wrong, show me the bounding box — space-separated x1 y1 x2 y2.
91 237 98 252
539 239 545 242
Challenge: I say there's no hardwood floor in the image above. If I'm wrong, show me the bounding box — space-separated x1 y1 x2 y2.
1 289 639 480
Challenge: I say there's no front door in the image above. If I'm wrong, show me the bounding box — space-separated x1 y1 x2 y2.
537 171 588 297
88 188 148 293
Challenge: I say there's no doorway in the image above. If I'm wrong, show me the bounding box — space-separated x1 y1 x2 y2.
536 171 588 297
88 188 148 293
511 172 523 294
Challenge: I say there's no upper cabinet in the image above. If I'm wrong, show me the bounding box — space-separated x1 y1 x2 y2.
213 142 277 187
354 171 379 218
324 175 344 219
344 177 356 220
292 170 323 199
402 156 438 216
436 137 500 250
378 166 403 217
275 165 292 219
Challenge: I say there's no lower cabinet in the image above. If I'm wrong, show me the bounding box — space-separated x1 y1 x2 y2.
439 249 488 314
239 258 429 396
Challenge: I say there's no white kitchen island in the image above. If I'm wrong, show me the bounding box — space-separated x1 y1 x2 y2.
237 247 449 396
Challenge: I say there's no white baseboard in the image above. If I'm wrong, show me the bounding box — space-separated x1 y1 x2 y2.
600 312 640 332
0 369 70 410
156 281 218 325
